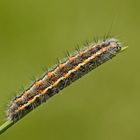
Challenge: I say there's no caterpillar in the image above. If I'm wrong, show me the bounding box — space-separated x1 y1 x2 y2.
7 38 123 122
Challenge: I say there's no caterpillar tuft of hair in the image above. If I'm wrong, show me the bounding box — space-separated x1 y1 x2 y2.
7 38 123 122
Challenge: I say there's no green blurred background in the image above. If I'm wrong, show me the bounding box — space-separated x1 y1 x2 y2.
0 0 139 139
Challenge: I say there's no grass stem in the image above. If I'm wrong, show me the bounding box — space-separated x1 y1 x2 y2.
0 121 14 135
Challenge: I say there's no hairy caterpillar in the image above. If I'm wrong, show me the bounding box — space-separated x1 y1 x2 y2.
7 38 122 121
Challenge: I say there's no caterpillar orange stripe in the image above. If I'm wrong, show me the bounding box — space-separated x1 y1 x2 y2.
7 38 122 121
